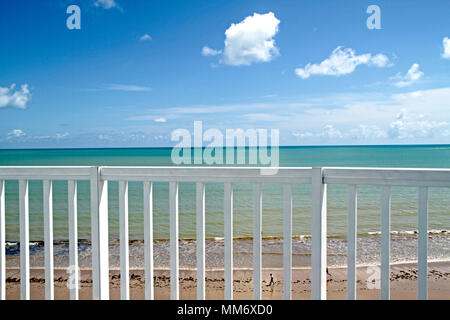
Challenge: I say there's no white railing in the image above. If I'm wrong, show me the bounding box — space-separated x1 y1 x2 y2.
0 166 449 300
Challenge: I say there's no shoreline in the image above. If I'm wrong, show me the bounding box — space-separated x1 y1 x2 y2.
6 233 450 270
5 228 450 244
4 261 450 300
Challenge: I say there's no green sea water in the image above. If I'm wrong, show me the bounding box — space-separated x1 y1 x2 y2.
1 145 450 242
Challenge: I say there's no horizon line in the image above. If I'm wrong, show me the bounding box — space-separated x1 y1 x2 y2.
1 143 450 151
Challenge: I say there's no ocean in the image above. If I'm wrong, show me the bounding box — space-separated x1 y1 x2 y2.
1 145 450 268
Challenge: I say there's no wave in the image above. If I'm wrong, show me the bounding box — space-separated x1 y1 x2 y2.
4 229 450 248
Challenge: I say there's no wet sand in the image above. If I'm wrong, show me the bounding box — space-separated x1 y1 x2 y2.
4 261 450 300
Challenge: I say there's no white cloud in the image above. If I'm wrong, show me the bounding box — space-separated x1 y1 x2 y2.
243 113 291 122
442 37 450 59
284 87 450 142
295 47 390 79
292 131 313 139
317 125 345 139
56 132 70 139
201 46 221 56
140 34 152 41
7 129 26 138
388 109 447 139
391 63 423 87
102 84 152 92
349 125 387 139
154 118 167 123
122 87 450 144
370 54 390 67
261 94 277 98
222 12 280 66
94 0 118 9
128 132 145 141
294 125 387 140
295 125 345 140
0 84 32 109
4 130 73 142
98 134 112 141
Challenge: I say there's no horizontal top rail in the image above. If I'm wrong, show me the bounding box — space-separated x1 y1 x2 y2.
100 166 313 183
0 166 93 181
323 167 450 187
1 166 450 186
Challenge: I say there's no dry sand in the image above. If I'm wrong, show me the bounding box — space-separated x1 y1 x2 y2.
4 261 450 300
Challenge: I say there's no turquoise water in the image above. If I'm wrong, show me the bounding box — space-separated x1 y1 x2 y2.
1 146 450 242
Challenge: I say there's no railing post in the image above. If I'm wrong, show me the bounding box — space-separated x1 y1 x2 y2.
19 180 30 300
418 186 428 300
43 180 54 300
68 180 79 300
143 181 154 300
119 180 130 300
224 182 233 300
311 167 327 300
283 184 292 300
381 185 391 300
253 183 262 300
169 181 179 300
196 182 206 300
90 167 109 300
347 184 357 300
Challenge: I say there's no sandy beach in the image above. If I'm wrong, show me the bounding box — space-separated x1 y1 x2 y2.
4 261 450 300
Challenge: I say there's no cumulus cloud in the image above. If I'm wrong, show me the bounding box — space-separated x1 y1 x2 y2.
94 0 118 9
140 34 152 41
201 46 221 56
222 12 280 66
0 84 32 109
391 64 423 87
295 47 390 79
154 118 167 123
442 37 450 59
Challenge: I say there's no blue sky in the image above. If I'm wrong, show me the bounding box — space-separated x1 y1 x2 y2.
1 0 450 148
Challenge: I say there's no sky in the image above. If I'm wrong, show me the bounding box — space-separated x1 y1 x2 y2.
1 0 450 148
